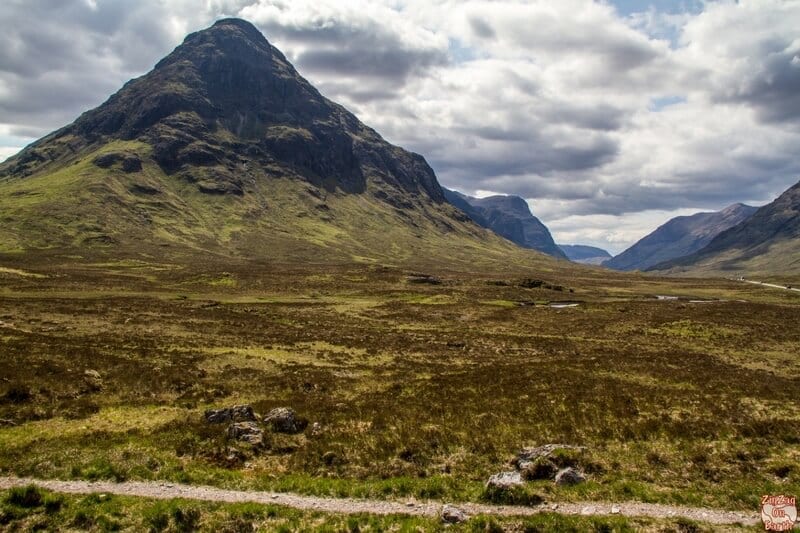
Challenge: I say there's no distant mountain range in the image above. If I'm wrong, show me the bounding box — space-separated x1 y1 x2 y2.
0 18 562 270
558 244 611 265
442 188 566 259
604 203 757 271
652 180 800 276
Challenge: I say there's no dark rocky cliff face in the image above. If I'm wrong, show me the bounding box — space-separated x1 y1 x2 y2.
443 188 566 259
1 18 444 203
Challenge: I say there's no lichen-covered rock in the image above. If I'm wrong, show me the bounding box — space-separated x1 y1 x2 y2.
441 505 468 524
263 407 306 434
227 421 264 446
519 456 558 481
82 369 104 392
486 471 524 490
231 404 256 422
204 408 232 424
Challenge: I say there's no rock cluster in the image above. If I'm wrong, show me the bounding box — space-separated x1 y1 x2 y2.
92 152 142 173
203 405 309 448
203 404 257 424
487 444 588 489
227 421 264 446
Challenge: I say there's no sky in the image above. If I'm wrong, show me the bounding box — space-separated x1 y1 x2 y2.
1 0 799 254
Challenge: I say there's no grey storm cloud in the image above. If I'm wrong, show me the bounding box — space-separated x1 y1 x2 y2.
257 22 448 82
724 49 800 124
0 0 196 137
436 133 619 178
468 17 496 40
246 5 448 91
294 46 445 81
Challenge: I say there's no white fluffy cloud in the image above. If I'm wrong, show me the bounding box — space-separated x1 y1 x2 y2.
1 0 799 254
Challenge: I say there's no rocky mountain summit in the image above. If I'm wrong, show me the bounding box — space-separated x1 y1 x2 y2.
3 19 441 201
443 188 566 259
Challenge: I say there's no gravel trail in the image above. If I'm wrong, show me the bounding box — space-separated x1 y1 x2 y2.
0 476 760 526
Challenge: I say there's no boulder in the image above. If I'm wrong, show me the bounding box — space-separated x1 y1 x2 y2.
92 152 142 173
93 153 120 168
82 369 104 392
263 407 305 434
227 421 264 446
554 467 586 486
231 404 256 422
486 471 524 490
204 408 232 424
121 155 142 173
441 504 468 524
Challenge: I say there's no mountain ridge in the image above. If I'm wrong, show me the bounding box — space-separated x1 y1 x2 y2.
604 203 757 271
652 181 800 276
559 244 611 265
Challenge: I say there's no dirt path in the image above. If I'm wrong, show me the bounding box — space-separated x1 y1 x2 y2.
0 476 759 526
739 279 800 292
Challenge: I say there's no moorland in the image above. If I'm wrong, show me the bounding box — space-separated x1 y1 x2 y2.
0 254 798 531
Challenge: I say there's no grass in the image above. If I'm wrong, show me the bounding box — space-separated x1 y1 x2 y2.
0 260 797 522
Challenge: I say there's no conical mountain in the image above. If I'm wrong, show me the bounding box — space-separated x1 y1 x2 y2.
0 19 554 269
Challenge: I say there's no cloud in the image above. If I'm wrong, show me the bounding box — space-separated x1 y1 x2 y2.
1 0 800 251
677 0 800 124
239 0 448 104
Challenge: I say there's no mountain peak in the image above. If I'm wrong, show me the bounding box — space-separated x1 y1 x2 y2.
473 195 533 218
1 18 445 207
720 202 753 214
0 18 506 261
442 188 566 259
212 17 263 32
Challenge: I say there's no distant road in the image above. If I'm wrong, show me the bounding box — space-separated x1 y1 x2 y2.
735 279 800 292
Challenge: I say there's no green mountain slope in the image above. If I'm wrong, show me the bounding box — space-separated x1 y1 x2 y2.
653 181 800 276
0 19 559 271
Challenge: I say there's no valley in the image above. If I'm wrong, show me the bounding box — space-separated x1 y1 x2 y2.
0 14 798 532
1 258 798 530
